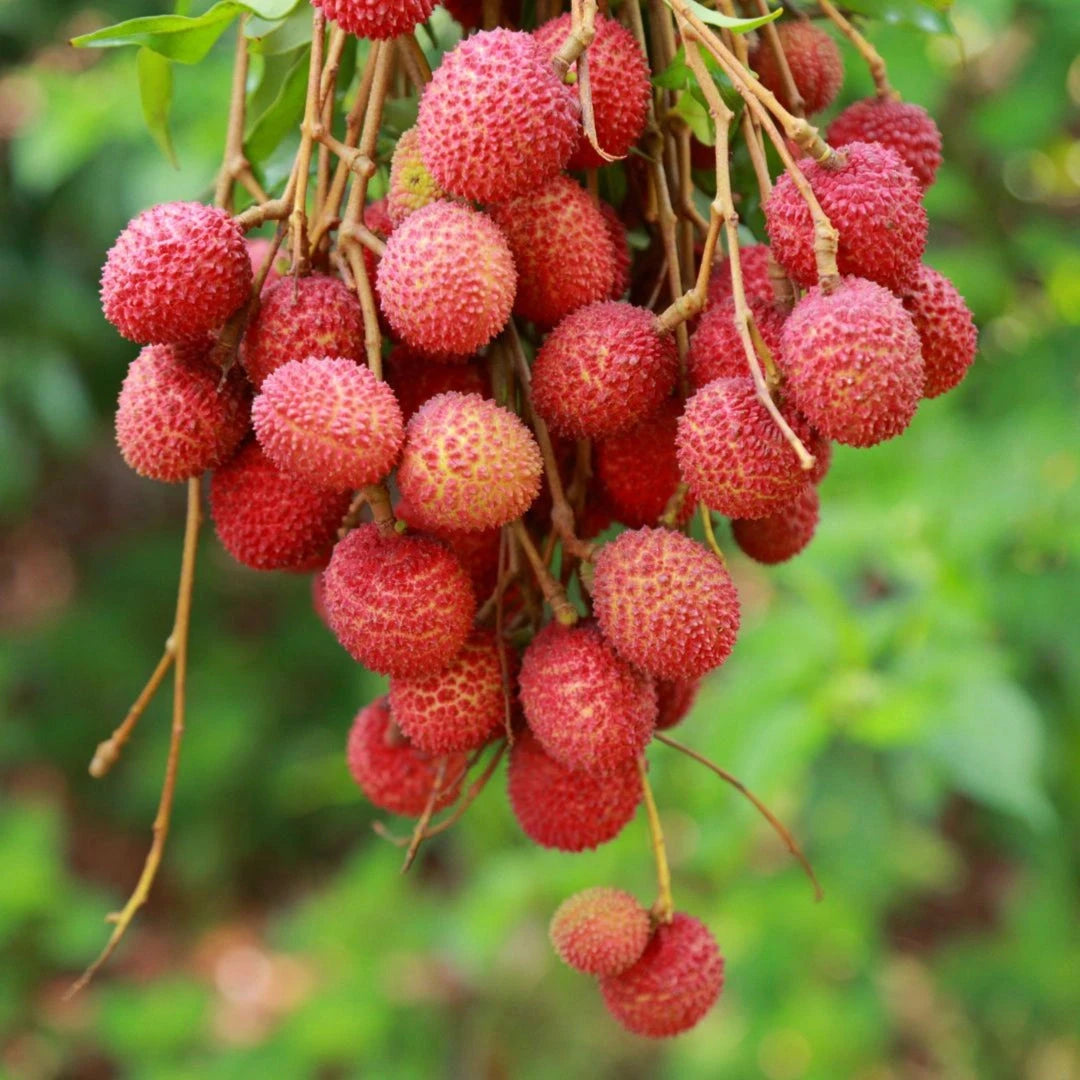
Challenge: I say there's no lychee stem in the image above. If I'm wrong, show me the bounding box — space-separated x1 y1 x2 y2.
511 520 579 627
397 34 432 88
659 481 691 529
552 0 597 80
290 7 327 275
698 504 728 568
314 28 350 234
401 757 450 872
747 0 806 117
638 756 675 924
817 0 896 101
213 18 263 212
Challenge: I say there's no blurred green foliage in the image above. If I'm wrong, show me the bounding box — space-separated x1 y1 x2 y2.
1 1 1079 1077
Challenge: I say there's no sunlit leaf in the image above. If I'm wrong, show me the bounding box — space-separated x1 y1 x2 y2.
136 47 178 167
668 0 783 33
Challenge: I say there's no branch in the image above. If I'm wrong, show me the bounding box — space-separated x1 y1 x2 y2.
817 0 895 100
638 755 674 923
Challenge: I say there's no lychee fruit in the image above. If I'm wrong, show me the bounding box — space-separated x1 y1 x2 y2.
828 97 944 190
600 203 632 300
806 427 833 486
706 243 775 309
210 441 351 571
322 523 475 677
900 264 978 398
312 0 436 40
396 392 543 532
751 20 843 116
507 729 642 851
384 345 491 422
592 527 741 681
533 12 651 169
780 276 924 447
489 175 616 328
532 301 679 439
417 29 580 204
765 141 928 292
346 697 466 817
599 912 725 1038
387 126 448 227
676 377 812 519
687 294 786 390
115 343 249 483
518 621 656 776
655 678 701 731
732 483 819 564
241 274 363 389
549 887 650 977
245 237 285 285
101 201 251 345
376 201 516 359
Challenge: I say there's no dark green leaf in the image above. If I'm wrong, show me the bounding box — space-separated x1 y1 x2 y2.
136 47 178 168
244 47 309 166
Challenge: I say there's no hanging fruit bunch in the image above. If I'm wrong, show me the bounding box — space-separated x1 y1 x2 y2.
71 0 975 1038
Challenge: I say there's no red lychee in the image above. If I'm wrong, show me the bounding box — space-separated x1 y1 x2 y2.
687 294 786 390
780 276 924 447
101 201 251 345
901 264 978 398
312 0 436 40
706 243 775 309
751 20 843 116
210 441 351 571
322 523 475 677
592 527 741 681
384 345 491 422
115 343 249 483
507 729 642 852
549 887 650 977
600 203 632 300
417 29 580 203
765 141 928 291
655 678 701 731
599 912 725 1038
806 427 833 486
387 126 448 226
733 483 819 564
245 237 285 285
532 301 679 439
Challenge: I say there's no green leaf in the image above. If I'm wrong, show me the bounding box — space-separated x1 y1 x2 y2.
675 90 713 145
840 0 954 34
246 5 314 55
670 0 782 33
244 47 309 166
136 47 178 167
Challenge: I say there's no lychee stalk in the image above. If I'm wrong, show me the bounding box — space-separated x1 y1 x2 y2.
401 757 450 872
747 0 805 117
290 7 327 273
817 0 895 101
638 756 674 924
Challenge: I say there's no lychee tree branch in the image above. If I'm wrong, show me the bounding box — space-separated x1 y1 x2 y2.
401 756 450 872
638 755 674 924
510 519 579 627
817 0 895 100
290 7 327 274
749 0 805 116
214 18 262 212
699 504 728 567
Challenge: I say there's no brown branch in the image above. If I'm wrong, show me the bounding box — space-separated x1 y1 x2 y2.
510 520 579 627
401 758 449 872
289 8 326 274
817 0 895 100
638 755 674 924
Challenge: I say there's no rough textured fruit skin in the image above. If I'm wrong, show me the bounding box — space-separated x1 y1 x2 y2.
397 392 542 532
384 345 491 421
780 277 924 447
600 203 632 300
533 12 651 169
599 912 725 1038
387 126 448 226
507 730 642 851
688 295 786 389
676 377 813 519
733 483 819 564
806 427 833 486
655 679 701 731
116 343 249 483
101 202 251 345
417 29 580 204
389 630 509 754
592 527 741 681
252 356 404 492
376 202 516 359
901 264 978 398
706 243 774 309
765 142 928 292
518 621 656 775
242 274 363 390
210 441 351 571
549 887 650 977
490 176 615 328
312 0 436 40
828 97 943 191
323 523 475 677
532 302 679 439
346 698 465 817
595 398 695 528
751 21 843 116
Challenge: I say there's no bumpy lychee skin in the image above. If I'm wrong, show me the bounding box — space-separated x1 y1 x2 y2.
312 0 436 40
210 441 351 571
549 887 650 977
376 202 516 359
595 398 695 528
751 20 843 116
417 29 580 204
116 343 249 483
706 243 775 309
533 12 651 169
733 483 819 565
806 427 833 486
384 346 490 422
600 204 632 300
518 621 656 776
688 295 786 389
780 276 924 447
490 176 615 328
101 202 251 345
397 392 543 532
252 357 404 492
599 912 725 1039
532 302 679 439
901 265 978 399
323 524 475 677
676 377 812 519
387 126 448 227
242 274 363 389
765 141 928 291
389 630 509 754
828 98 943 191
592 527 741 681
655 679 701 731
346 698 466 817
507 730 642 851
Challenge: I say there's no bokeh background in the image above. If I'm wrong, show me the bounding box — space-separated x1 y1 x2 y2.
1 1 1078 1077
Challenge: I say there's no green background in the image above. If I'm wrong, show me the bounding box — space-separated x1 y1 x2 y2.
1 1 1078 1076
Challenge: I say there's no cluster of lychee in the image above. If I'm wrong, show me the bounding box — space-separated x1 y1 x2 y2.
98 0 976 1040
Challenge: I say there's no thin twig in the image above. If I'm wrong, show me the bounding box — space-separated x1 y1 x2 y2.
638 755 674 923
401 758 449 872
817 0 895 100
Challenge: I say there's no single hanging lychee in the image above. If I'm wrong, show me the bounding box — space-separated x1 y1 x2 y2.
750 20 843 116
549 887 651 977
732 483 820 565
900 264 978 398
312 0 437 40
